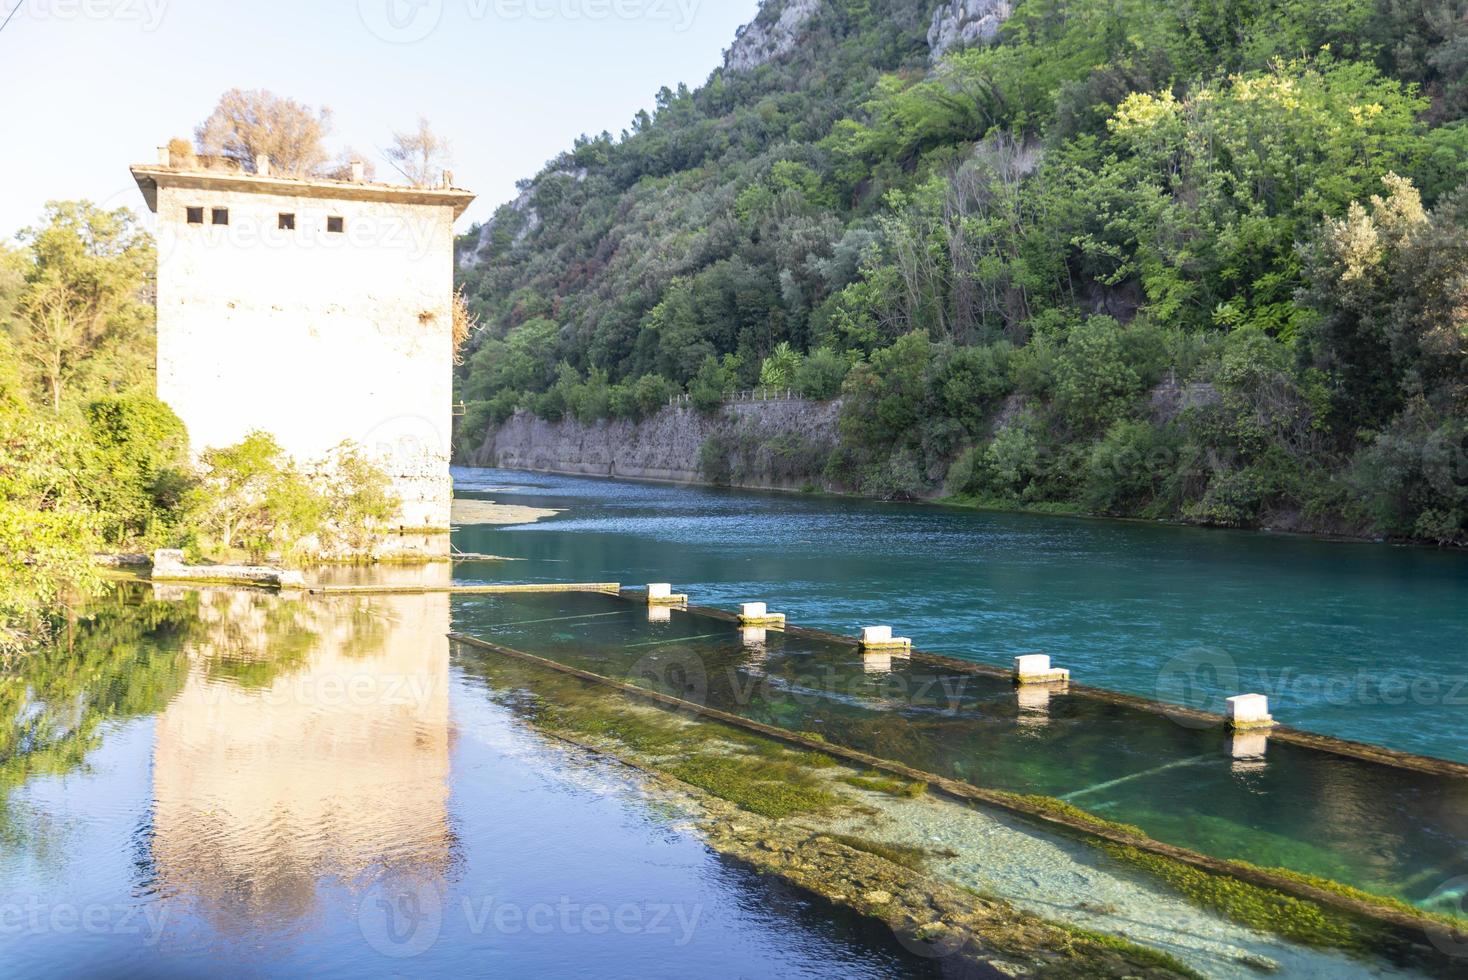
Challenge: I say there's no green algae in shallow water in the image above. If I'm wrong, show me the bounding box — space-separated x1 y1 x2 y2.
1104 844 1368 951
823 834 955 872
456 647 1224 976
1249 864 1468 928
839 772 928 798
991 792 1148 839
1057 926 1205 980
516 679 846 819
666 755 844 819
759 744 842 769
989 788 1466 948
538 700 690 754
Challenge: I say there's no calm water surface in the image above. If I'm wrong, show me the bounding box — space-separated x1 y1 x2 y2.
0 590 943 978
6 469 1466 974
453 469 1468 762
451 590 1468 909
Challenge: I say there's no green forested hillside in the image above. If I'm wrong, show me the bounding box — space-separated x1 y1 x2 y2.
454 0 1468 544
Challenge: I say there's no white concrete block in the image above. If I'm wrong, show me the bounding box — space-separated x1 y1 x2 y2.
860 625 912 651
1015 655 1052 677
739 602 785 627
647 605 671 623
1014 653 1069 685
1227 694 1275 729
646 583 688 606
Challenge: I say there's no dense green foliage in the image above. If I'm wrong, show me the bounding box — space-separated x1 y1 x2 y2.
191 432 401 561
456 0 1468 543
0 392 103 652
1 204 402 651
3 203 155 412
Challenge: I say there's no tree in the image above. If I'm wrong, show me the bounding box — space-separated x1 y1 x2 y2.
317 441 401 553
795 348 850 400
0 399 101 653
759 341 802 388
188 432 402 560
1053 316 1145 432
190 431 324 560
688 354 742 412
1300 173 1430 437
6 203 154 413
84 394 193 546
0 245 24 329
195 89 333 176
451 286 478 365
386 117 452 187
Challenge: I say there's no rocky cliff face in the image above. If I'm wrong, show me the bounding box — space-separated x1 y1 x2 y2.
458 168 586 270
725 0 823 72
470 398 842 491
927 0 1012 59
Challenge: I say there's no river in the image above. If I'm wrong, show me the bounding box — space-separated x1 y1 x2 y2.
3 468 1465 977
453 468 1468 763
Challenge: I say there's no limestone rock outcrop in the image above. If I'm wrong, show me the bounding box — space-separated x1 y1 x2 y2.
725 0 822 73
927 0 1012 59
470 398 842 491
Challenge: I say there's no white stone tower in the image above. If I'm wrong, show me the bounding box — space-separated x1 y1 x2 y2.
131 151 474 535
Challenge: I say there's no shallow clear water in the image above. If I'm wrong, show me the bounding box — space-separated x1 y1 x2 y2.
0 590 944 978
450 590 1468 911
452 468 1468 763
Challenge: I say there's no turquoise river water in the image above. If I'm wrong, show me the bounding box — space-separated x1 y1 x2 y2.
454 469 1468 763
452 589 1468 911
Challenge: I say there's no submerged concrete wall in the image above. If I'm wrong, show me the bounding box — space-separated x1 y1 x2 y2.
469 398 841 491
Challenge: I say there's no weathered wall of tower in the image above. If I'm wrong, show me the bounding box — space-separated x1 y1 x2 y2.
152 183 457 529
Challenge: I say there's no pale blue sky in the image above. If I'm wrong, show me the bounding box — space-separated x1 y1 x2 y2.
0 0 761 236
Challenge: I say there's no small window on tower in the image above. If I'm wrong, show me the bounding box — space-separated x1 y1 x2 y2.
211 208 229 226
327 216 345 234
278 213 295 230
186 206 204 224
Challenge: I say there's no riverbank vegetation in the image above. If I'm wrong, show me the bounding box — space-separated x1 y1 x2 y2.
1 203 398 655
454 0 1468 545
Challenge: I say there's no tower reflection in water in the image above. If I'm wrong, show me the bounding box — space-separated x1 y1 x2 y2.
149 580 455 936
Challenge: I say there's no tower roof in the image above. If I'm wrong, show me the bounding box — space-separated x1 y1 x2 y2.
130 164 476 219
